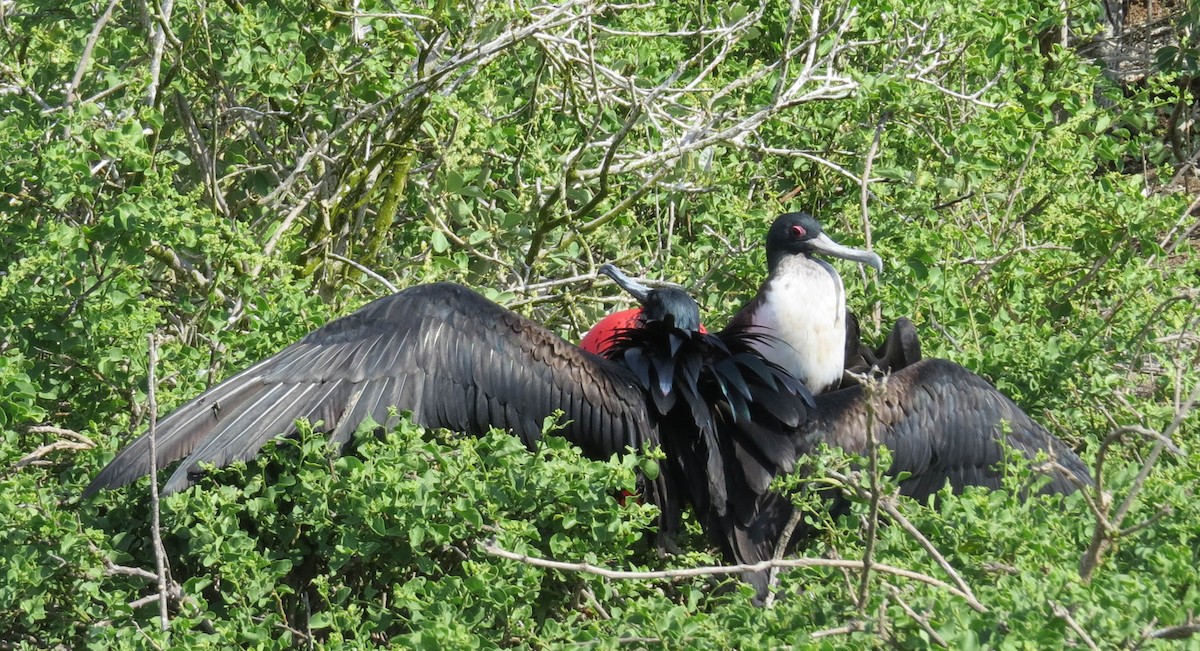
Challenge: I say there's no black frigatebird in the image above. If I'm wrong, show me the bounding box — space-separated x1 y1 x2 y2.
83 266 814 556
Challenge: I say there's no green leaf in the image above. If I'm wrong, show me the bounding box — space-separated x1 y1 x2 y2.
431 230 450 253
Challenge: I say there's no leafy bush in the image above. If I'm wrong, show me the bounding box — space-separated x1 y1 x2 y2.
1 0 1197 646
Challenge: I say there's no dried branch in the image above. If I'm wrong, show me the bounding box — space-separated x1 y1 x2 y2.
327 252 399 294
65 0 120 110
8 427 95 473
146 241 227 303
91 540 187 613
809 622 864 639
172 92 230 219
480 540 987 611
959 244 1073 289
1080 381 1200 581
856 374 885 612
826 469 980 607
889 585 948 647
858 114 887 330
1050 601 1099 650
1136 619 1200 646
146 334 171 632
762 506 806 608
140 0 176 106
1153 193 1200 261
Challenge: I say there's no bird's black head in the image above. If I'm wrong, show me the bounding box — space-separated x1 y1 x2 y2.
599 264 702 332
639 287 702 332
766 212 883 273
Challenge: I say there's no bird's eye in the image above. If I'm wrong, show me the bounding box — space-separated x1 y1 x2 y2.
791 225 806 238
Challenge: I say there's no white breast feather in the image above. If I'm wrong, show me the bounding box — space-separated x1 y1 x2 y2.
751 256 846 393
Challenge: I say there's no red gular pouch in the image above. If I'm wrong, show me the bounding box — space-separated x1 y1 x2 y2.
581 307 706 508
579 308 707 355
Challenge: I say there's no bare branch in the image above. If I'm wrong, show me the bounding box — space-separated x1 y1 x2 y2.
146 335 171 632
327 252 400 294
826 469 981 611
809 622 864 639
480 540 987 611
1081 381 1200 581
8 427 95 473
140 0 176 106
1050 601 1099 650
172 93 231 219
858 114 887 330
856 375 885 612
146 241 227 303
889 586 948 647
1145 621 1200 641
65 0 120 110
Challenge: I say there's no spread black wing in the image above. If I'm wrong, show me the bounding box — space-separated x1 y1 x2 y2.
726 358 1094 601
811 358 1093 498
84 283 656 496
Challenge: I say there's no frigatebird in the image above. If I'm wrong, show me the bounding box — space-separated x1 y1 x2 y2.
725 213 886 394
699 212 1094 595
723 214 1094 498
83 266 816 557
721 213 1089 496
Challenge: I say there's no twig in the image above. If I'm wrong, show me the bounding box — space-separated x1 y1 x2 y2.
827 469 980 609
763 507 806 608
888 585 948 647
141 0 176 106
1000 133 1041 231
1152 193 1200 260
1080 381 1200 581
65 0 120 109
172 93 230 218
480 540 987 611
809 622 863 638
91 541 188 612
258 183 322 268
859 114 887 330
856 374 884 612
327 252 399 293
146 241 227 302
1050 601 1099 650
580 586 611 620
1093 425 1182 492
8 426 95 473
146 335 171 632
960 244 1072 289
1141 621 1200 643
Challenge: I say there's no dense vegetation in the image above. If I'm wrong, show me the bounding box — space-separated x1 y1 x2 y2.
1 0 1197 647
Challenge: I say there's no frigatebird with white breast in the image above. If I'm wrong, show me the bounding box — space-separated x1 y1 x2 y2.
697 212 1095 595
718 212 1091 500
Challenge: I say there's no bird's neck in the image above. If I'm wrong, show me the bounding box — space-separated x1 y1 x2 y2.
751 254 846 393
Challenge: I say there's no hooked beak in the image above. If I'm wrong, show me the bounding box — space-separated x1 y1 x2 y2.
808 233 884 273
599 264 703 333
599 264 651 302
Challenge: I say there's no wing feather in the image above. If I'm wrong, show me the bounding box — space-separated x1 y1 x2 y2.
809 358 1093 498
85 283 655 496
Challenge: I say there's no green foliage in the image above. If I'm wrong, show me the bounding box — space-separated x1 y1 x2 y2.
1 0 1198 646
